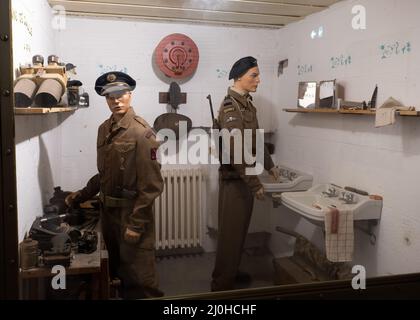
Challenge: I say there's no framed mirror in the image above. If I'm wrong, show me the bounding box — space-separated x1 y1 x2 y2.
297 81 317 109
318 79 336 109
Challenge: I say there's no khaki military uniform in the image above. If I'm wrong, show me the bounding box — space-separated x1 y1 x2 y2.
211 87 274 291
78 107 164 299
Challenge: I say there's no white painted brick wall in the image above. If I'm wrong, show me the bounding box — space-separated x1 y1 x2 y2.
270 0 420 276
13 0 420 277
13 0 61 241
54 17 279 252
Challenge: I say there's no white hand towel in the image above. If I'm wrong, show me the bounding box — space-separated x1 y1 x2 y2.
375 97 414 128
375 107 396 127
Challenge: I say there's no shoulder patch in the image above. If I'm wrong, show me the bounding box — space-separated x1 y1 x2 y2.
223 107 235 114
223 98 233 107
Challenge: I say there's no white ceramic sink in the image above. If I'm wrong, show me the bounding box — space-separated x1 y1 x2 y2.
259 165 313 193
280 184 383 222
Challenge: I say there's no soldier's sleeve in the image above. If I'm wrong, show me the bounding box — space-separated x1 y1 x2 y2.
219 99 263 193
78 173 100 202
129 130 164 231
255 117 275 171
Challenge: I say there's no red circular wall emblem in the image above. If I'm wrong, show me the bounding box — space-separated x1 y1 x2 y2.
155 33 199 79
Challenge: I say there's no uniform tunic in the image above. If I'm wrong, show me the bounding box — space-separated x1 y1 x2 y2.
211 87 274 291
78 107 164 298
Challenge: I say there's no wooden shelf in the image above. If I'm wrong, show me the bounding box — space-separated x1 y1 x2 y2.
283 108 420 117
397 110 420 117
14 106 77 115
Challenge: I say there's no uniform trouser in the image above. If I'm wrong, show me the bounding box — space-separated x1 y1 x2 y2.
101 206 163 299
211 177 254 291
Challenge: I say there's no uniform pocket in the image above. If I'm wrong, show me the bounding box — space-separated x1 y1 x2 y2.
242 110 255 122
113 141 136 172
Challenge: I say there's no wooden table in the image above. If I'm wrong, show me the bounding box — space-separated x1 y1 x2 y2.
20 233 109 300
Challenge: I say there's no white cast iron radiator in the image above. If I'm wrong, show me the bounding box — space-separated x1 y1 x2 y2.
154 168 203 253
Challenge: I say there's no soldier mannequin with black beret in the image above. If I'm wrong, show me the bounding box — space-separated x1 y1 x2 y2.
66 72 164 299
211 57 280 291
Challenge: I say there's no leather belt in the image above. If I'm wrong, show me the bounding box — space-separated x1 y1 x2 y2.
99 192 135 208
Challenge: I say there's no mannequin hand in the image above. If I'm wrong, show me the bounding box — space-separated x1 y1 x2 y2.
255 187 265 201
124 228 142 244
65 191 82 207
269 166 280 181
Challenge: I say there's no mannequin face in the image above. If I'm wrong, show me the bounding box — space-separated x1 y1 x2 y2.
234 66 260 93
106 91 132 117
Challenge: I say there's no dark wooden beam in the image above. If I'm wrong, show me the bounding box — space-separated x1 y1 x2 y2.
0 0 19 300
161 272 420 300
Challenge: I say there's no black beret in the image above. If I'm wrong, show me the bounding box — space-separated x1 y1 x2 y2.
94 71 136 96
228 56 258 80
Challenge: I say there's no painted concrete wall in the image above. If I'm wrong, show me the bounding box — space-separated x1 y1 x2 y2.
54 17 279 251
12 0 62 240
13 0 420 277
270 0 420 277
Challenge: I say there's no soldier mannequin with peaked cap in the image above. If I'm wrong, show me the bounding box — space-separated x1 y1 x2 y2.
211 57 280 291
66 71 164 299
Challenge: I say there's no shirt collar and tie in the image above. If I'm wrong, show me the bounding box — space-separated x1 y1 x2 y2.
228 87 253 109
110 107 135 131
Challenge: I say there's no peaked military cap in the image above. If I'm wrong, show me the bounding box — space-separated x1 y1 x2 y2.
228 56 258 80
95 71 136 96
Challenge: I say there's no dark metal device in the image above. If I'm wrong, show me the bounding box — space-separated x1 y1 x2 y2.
155 81 191 139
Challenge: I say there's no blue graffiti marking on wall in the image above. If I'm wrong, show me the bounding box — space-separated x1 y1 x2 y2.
97 64 128 75
330 54 352 69
216 69 228 79
12 9 33 36
380 41 411 59
298 64 313 75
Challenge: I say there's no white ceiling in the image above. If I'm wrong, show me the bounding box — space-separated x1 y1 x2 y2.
48 0 342 28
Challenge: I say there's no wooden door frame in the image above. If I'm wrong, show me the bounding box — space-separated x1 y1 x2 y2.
0 0 19 300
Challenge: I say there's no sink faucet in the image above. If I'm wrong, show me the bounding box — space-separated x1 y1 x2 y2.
339 192 356 204
322 187 338 197
288 172 297 181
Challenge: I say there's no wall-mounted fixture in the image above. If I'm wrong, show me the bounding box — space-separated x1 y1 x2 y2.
280 184 383 224
155 82 191 140
278 59 289 77
260 164 313 195
154 33 199 80
297 80 344 109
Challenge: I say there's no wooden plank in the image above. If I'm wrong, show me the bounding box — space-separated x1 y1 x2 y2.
48 0 299 27
339 109 376 115
398 110 420 117
283 108 339 114
20 265 101 279
20 234 102 279
284 108 420 117
61 0 326 16
244 0 339 5
14 107 77 115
